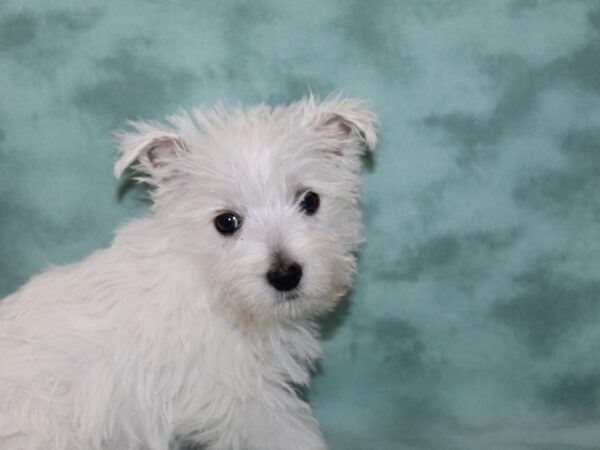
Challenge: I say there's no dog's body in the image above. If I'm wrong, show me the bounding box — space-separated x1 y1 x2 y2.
0 95 377 450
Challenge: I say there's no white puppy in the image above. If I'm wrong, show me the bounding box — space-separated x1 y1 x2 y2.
0 94 377 450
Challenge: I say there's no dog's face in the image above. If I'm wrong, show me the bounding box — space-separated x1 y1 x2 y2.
115 95 377 325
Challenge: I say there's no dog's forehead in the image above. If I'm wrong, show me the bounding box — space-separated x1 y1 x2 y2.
187 119 324 206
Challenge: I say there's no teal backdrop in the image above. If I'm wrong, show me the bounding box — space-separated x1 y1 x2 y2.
1 1 600 449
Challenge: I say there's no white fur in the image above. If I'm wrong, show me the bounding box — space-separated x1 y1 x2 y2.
0 94 377 450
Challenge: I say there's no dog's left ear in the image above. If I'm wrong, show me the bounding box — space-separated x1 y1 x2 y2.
113 121 185 179
309 95 378 154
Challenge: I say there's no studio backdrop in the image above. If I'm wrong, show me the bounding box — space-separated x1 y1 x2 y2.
1 1 599 448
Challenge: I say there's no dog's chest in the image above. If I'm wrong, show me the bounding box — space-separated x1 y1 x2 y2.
187 320 320 393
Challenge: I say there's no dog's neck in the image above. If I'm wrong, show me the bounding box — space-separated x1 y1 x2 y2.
209 314 323 389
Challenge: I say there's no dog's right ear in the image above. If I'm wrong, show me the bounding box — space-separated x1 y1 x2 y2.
113 121 185 180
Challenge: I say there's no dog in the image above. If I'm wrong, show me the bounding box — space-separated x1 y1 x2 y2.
0 94 377 450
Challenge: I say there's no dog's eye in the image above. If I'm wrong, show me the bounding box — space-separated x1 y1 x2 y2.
214 212 242 235
299 191 320 215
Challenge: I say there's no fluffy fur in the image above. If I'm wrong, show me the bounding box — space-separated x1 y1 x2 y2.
0 94 377 450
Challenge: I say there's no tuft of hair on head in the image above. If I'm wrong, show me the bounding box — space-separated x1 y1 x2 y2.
112 95 378 184
301 91 379 153
113 118 187 183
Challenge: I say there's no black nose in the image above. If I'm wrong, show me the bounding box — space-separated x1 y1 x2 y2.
266 262 303 292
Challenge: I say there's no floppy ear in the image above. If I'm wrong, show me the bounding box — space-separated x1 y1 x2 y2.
311 94 378 153
113 121 185 179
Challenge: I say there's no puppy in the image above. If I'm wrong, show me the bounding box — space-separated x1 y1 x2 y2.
0 94 377 450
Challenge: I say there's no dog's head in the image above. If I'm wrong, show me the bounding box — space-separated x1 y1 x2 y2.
115 94 377 325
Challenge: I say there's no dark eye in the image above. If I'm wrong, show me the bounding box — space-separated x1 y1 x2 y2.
214 212 242 235
299 191 320 215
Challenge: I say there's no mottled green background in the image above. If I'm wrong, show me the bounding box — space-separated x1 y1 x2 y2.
1 1 600 449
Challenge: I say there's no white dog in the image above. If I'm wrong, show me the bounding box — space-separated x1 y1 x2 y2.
0 94 377 450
